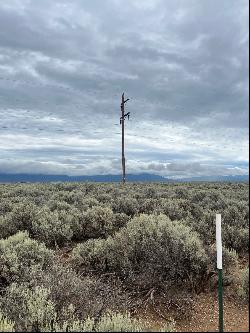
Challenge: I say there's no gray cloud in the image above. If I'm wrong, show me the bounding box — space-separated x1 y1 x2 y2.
143 161 248 178
0 0 248 177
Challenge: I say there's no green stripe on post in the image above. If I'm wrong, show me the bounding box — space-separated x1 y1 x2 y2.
218 268 224 332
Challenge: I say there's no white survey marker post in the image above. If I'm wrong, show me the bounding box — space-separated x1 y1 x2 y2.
216 213 224 332
216 213 222 269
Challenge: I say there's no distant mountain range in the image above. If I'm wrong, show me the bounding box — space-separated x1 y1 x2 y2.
177 175 249 182
0 173 248 183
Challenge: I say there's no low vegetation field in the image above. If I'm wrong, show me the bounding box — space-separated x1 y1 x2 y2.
0 182 248 332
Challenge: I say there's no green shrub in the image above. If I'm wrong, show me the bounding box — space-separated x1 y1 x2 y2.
0 262 128 330
207 244 239 271
138 198 158 214
223 225 249 253
0 304 174 332
222 247 239 270
96 193 113 205
160 319 176 332
186 210 215 245
113 213 130 229
6 202 38 231
34 265 117 321
0 199 12 214
31 208 75 246
0 284 56 331
237 267 249 301
54 312 146 332
159 199 191 220
223 205 249 228
52 191 79 205
52 311 167 332
92 312 146 332
206 245 239 287
0 215 19 239
81 206 116 239
78 197 100 211
112 196 139 216
73 214 208 289
73 238 107 271
0 312 15 332
0 232 54 283
0 181 248 332
0 203 39 238
47 200 72 212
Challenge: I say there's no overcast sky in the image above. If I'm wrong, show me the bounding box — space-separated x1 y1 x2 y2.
0 0 249 178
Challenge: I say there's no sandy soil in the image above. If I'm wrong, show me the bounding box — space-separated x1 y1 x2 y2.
139 291 249 332
175 292 249 332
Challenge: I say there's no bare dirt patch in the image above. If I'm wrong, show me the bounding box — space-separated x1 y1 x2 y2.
139 291 249 332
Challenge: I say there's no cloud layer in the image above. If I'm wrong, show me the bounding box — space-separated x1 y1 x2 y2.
0 0 249 178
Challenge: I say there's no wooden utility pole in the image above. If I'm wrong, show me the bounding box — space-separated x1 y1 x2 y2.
120 93 130 183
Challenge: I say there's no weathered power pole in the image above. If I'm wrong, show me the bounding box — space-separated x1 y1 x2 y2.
120 93 130 183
